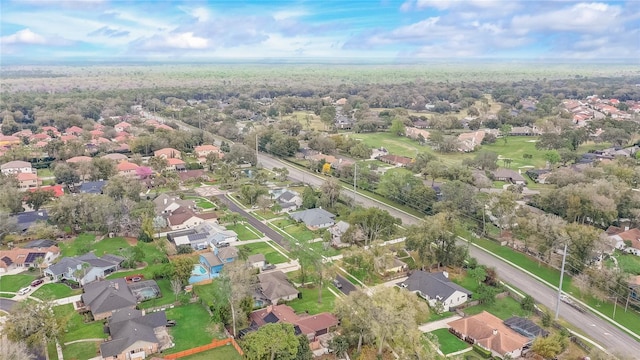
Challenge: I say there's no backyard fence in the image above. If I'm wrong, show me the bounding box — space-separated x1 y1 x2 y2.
163 337 244 359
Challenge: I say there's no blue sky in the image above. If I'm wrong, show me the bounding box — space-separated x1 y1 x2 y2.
1 0 638 62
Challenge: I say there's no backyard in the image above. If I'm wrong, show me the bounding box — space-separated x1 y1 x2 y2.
272 218 320 242
428 328 470 355
287 284 337 315
463 296 528 320
237 241 290 264
164 303 226 354
60 233 167 267
226 223 262 241
185 196 216 210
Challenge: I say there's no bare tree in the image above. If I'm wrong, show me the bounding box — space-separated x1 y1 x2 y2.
0 338 35 360
171 277 182 301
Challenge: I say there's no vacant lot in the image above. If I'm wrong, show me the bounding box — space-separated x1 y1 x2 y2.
272 219 319 242
238 241 289 264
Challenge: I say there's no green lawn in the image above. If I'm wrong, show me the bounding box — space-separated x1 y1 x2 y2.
287 285 336 315
164 304 226 354
54 304 108 343
47 343 59 360
609 251 640 275
227 223 262 241
186 196 216 210
450 272 481 293
33 283 81 300
137 278 183 309
238 242 289 264
0 273 36 292
0 293 15 298
463 296 527 320
272 219 318 242
62 341 100 360
429 328 470 355
308 241 340 257
179 346 243 360
252 210 284 220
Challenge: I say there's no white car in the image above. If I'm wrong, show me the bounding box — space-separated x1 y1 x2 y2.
18 287 31 295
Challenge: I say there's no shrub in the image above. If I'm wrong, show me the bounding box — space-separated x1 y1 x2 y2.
473 344 492 358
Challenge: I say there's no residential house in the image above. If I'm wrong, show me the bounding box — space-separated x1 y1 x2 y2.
79 180 107 194
41 126 60 136
165 157 186 171
154 193 196 215
1 160 34 175
100 309 172 360
13 210 49 233
525 169 551 184
492 169 527 185
66 156 93 164
90 129 104 138
116 161 139 176
406 127 430 141
198 246 239 278
399 271 472 311
248 254 266 269
609 227 640 256
45 253 124 286
0 245 60 274
273 190 303 213
381 258 408 275
81 278 137 320
28 185 64 198
457 130 485 152
448 311 530 359
329 221 351 248
256 271 299 305
0 135 21 147
503 316 549 339
378 154 413 167
194 144 223 161
101 153 128 162
335 115 354 130
154 147 181 159
168 222 236 250
509 126 540 136
60 134 78 143
16 172 41 190
166 207 207 231
247 304 339 345
114 122 131 132
65 126 84 136
290 208 336 230
628 276 640 301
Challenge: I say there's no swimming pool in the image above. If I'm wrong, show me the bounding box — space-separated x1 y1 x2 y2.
192 264 208 276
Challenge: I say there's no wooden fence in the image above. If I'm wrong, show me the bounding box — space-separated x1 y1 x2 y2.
163 337 244 359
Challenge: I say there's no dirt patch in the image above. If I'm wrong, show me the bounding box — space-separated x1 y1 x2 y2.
124 237 138 246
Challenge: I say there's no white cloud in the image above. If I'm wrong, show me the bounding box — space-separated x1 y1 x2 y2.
1 28 47 45
390 17 442 39
273 9 308 21
512 2 623 33
179 6 211 22
164 32 209 49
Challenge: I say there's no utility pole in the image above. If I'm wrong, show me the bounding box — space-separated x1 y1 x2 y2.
353 162 357 205
255 133 259 166
555 243 568 320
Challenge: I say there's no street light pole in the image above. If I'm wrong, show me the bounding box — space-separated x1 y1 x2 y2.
555 243 568 320
353 162 357 205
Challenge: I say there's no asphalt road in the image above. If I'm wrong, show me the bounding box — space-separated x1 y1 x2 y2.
335 275 357 295
258 153 640 358
215 194 287 249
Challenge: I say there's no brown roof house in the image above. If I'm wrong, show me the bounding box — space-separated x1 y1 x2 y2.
154 147 181 159
0 246 60 274
609 227 640 256
492 169 527 185
378 154 413 167
247 304 339 347
448 311 530 359
101 308 173 360
256 271 299 306
457 130 485 152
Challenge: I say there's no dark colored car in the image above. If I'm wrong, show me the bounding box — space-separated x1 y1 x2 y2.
31 279 44 287
166 320 177 327
262 264 276 271
217 242 230 248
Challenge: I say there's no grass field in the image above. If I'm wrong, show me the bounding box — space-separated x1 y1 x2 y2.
272 219 319 242
227 223 262 240
33 283 81 300
284 110 325 131
186 196 216 210
238 241 289 264
55 304 108 342
429 328 470 354
0 273 36 292
287 285 336 315
607 251 640 275
463 296 528 320
179 346 243 360
164 303 225 354
62 341 100 360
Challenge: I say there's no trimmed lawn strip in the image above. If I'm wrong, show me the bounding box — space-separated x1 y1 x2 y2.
227 223 262 241
62 341 99 360
164 303 225 354
47 342 59 360
55 304 107 343
287 285 336 315
429 328 470 354
33 283 81 300
463 296 527 320
0 293 15 298
180 346 243 360
238 242 289 264
0 274 36 292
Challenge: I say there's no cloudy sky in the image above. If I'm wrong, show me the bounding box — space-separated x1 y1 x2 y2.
1 0 638 63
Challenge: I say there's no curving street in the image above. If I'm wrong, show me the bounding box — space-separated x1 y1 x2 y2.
258 153 640 358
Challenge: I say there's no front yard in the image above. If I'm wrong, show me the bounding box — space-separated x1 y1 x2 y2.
237 241 290 264
33 283 82 300
0 273 36 292
429 328 470 355
164 303 226 354
226 223 262 241
287 285 337 315
272 219 320 242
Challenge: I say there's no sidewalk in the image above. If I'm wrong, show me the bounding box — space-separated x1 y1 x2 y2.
418 315 461 333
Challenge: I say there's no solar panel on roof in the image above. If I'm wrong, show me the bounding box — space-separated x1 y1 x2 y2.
25 252 45 263
187 233 208 241
1 256 13 266
264 312 279 324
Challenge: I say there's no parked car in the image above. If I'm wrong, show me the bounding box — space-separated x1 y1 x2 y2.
217 242 230 248
166 320 177 327
262 264 276 271
31 279 44 287
18 287 31 295
333 279 342 289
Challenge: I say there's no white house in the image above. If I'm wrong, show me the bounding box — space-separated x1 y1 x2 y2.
45 253 124 286
399 271 472 311
1 160 34 175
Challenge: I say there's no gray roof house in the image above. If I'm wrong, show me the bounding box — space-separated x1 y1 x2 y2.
399 271 472 311
289 208 336 229
167 222 238 250
257 271 299 305
81 278 137 320
13 210 49 233
45 253 124 286
329 221 351 248
79 180 107 194
275 190 303 213
101 308 172 360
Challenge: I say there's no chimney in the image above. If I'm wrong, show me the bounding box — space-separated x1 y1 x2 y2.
492 329 498 336
625 226 630 231
114 282 119 290
267 305 273 313
164 198 167 205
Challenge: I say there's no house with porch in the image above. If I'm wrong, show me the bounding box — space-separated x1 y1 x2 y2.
45 253 124 286
399 271 472 311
